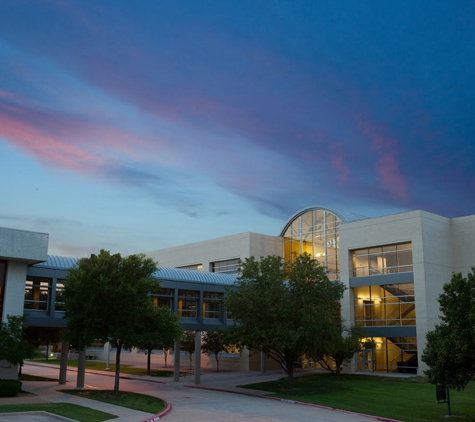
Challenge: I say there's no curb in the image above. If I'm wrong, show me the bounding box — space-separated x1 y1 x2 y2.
136 401 172 422
185 385 402 422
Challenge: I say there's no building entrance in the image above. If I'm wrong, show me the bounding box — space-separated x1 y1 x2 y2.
356 349 373 372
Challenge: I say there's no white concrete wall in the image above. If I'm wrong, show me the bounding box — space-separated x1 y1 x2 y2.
339 210 455 373
451 214 475 276
145 232 282 271
0 227 49 379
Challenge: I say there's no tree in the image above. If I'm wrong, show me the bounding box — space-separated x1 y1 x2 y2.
309 323 373 375
63 250 158 395
201 329 234 372
25 326 63 360
422 269 475 390
134 306 183 375
181 331 196 370
225 253 345 388
0 315 35 372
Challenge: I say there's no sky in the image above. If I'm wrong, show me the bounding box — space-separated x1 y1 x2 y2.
1 1 475 257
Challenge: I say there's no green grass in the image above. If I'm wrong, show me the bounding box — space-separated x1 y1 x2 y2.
240 374 475 422
0 403 117 422
62 389 167 414
30 358 181 376
19 373 58 382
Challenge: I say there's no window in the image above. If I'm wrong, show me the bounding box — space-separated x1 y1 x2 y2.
0 260 6 317
178 290 198 317
152 288 174 310
25 277 51 311
353 283 416 327
55 280 65 311
211 259 240 273
356 337 418 373
352 243 412 277
282 209 342 280
203 292 223 319
179 264 203 271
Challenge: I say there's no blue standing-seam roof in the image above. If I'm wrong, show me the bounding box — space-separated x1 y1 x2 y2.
33 255 237 286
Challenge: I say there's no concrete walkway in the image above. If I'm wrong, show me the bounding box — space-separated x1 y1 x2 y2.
0 363 400 422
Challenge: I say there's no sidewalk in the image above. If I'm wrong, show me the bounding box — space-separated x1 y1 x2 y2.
0 362 400 422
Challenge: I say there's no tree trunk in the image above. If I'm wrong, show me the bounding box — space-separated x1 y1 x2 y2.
147 348 151 375
114 341 122 396
45 342 49 360
163 349 168 368
285 355 295 389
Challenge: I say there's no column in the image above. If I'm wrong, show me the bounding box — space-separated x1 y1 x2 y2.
77 350 86 388
194 331 201 385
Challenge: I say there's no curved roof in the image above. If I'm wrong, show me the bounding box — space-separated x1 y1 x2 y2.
33 255 237 286
279 205 367 236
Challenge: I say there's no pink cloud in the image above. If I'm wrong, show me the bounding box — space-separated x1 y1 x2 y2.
356 116 407 200
0 110 104 172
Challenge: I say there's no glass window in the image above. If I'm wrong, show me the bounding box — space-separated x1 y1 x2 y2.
351 243 413 277
55 280 65 311
203 292 223 319
211 259 240 273
179 264 203 271
353 283 416 327
178 290 197 317
25 277 51 311
152 288 174 310
0 260 6 317
282 210 342 280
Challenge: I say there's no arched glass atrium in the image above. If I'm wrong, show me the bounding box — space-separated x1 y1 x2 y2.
279 206 366 280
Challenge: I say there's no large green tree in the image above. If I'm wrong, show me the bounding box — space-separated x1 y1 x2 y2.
134 306 183 375
0 315 35 371
422 269 475 390
63 250 158 395
225 253 345 388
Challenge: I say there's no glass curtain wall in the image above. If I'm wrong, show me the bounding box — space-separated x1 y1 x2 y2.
0 260 6 317
352 243 413 277
353 284 416 326
282 209 341 280
356 336 418 373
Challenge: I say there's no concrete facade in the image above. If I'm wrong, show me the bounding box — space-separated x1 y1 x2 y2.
1 206 475 378
0 227 49 379
146 232 282 273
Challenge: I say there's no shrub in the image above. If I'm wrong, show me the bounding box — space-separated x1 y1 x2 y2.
0 379 22 397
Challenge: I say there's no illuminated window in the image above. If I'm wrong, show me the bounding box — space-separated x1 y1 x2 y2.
152 288 174 310
203 292 223 319
353 283 416 327
55 280 65 311
25 277 51 311
178 290 198 317
179 264 203 271
282 209 341 280
352 243 413 277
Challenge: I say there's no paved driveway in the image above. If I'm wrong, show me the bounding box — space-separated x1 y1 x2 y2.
10 363 396 422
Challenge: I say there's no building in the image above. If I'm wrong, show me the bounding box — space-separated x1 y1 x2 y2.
1 205 474 379
146 206 475 374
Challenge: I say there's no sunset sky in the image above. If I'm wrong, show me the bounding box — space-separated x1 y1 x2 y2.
1 1 474 257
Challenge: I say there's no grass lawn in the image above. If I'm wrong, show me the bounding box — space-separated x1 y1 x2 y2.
19 373 58 382
0 403 117 422
61 389 167 414
240 374 475 422
29 358 182 377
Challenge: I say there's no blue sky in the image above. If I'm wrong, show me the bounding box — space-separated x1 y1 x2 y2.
1 1 474 257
